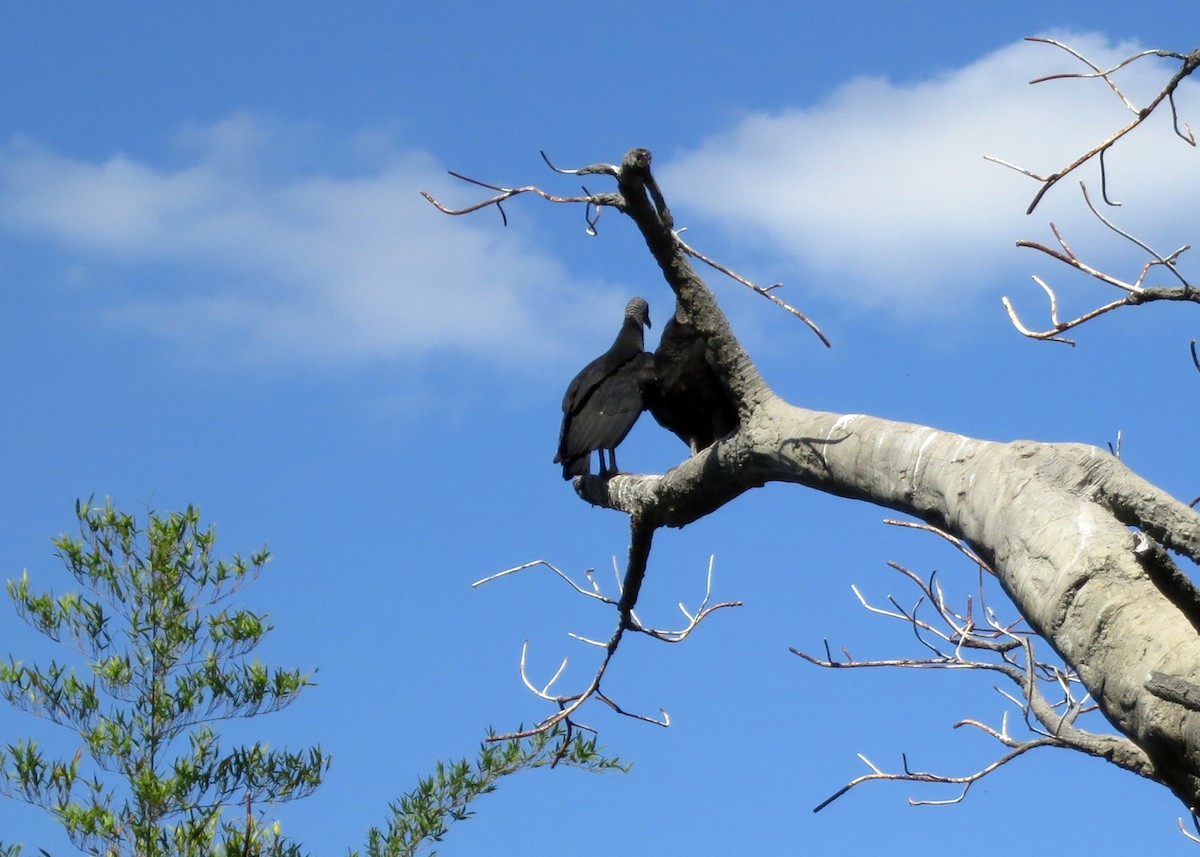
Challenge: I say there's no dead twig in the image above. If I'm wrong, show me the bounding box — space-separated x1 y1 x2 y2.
674 233 831 348
882 518 992 574
477 550 737 741
812 736 1058 812
628 555 742 644
421 154 831 345
1179 814 1200 844
985 38 1200 214
796 524 1142 810
420 178 617 228
473 559 615 606
1002 184 1197 342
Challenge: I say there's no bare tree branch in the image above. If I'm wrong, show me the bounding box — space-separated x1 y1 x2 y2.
539 150 621 179
422 153 831 346
476 541 737 741
473 559 615 606
1179 815 1200 844
1002 184 1198 342
426 136 1200 810
674 233 832 348
421 179 620 227
794 528 1155 810
985 38 1200 214
811 736 1059 813
882 518 991 573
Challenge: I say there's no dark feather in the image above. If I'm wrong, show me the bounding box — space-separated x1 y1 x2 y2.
639 303 738 454
554 297 651 479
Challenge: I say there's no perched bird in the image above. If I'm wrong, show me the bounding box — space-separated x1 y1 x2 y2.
554 297 652 479
639 302 738 454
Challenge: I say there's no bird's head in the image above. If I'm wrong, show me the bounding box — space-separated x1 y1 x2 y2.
626 296 651 329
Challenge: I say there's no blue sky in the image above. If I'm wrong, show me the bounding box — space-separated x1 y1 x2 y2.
2 3 1200 854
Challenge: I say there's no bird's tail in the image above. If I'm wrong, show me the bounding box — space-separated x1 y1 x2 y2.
555 452 590 480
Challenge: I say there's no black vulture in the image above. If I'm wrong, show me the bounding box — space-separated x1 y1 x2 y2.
639 303 739 454
554 297 652 479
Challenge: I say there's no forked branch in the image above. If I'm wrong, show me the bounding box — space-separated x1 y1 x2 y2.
985 37 1200 214
811 730 1059 812
422 152 830 346
794 523 1153 810
1003 184 1197 343
420 176 620 228
473 541 738 741
427 148 822 739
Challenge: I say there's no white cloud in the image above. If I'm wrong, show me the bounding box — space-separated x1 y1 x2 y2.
659 33 1200 314
0 114 617 365
5 38 1196 366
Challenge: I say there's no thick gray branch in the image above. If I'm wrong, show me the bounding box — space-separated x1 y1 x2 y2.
581 147 1200 810
589 399 1200 805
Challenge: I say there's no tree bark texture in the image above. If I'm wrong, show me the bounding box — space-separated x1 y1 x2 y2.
581 148 1200 810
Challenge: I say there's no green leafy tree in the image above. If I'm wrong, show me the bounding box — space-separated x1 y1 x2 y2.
0 500 626 856
357 728 626 857
0 498 328 856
